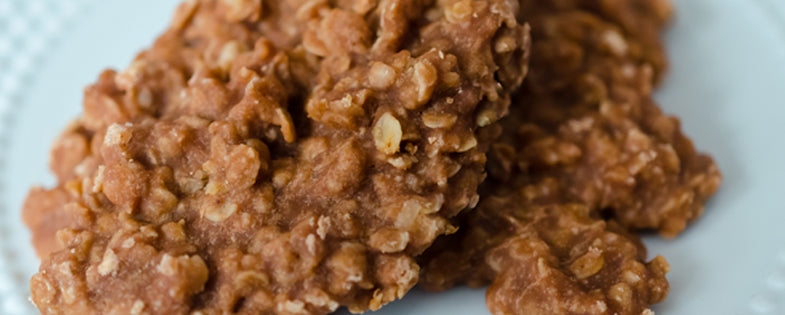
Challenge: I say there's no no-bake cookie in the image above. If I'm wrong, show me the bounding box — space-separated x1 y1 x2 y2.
420 1 720 314
23 0 530 314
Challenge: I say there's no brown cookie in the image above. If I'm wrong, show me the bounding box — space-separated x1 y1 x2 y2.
23 0 531 314
421 1 720 314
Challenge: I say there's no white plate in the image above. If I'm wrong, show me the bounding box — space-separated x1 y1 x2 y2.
1 1 784 314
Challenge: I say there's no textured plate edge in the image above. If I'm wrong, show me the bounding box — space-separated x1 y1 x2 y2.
0 1 93 314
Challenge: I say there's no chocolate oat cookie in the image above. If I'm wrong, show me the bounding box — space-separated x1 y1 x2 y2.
421 1 720 314
426 197 670 315
510 0 721 236
23 0 530 314
535 0 673 81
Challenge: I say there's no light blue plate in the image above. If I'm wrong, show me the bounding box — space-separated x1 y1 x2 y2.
1 0 783 314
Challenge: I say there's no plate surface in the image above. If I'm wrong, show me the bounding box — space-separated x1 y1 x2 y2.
1 1 784 314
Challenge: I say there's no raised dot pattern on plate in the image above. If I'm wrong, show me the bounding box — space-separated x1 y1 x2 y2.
0 1 91 314
748 251 785 314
